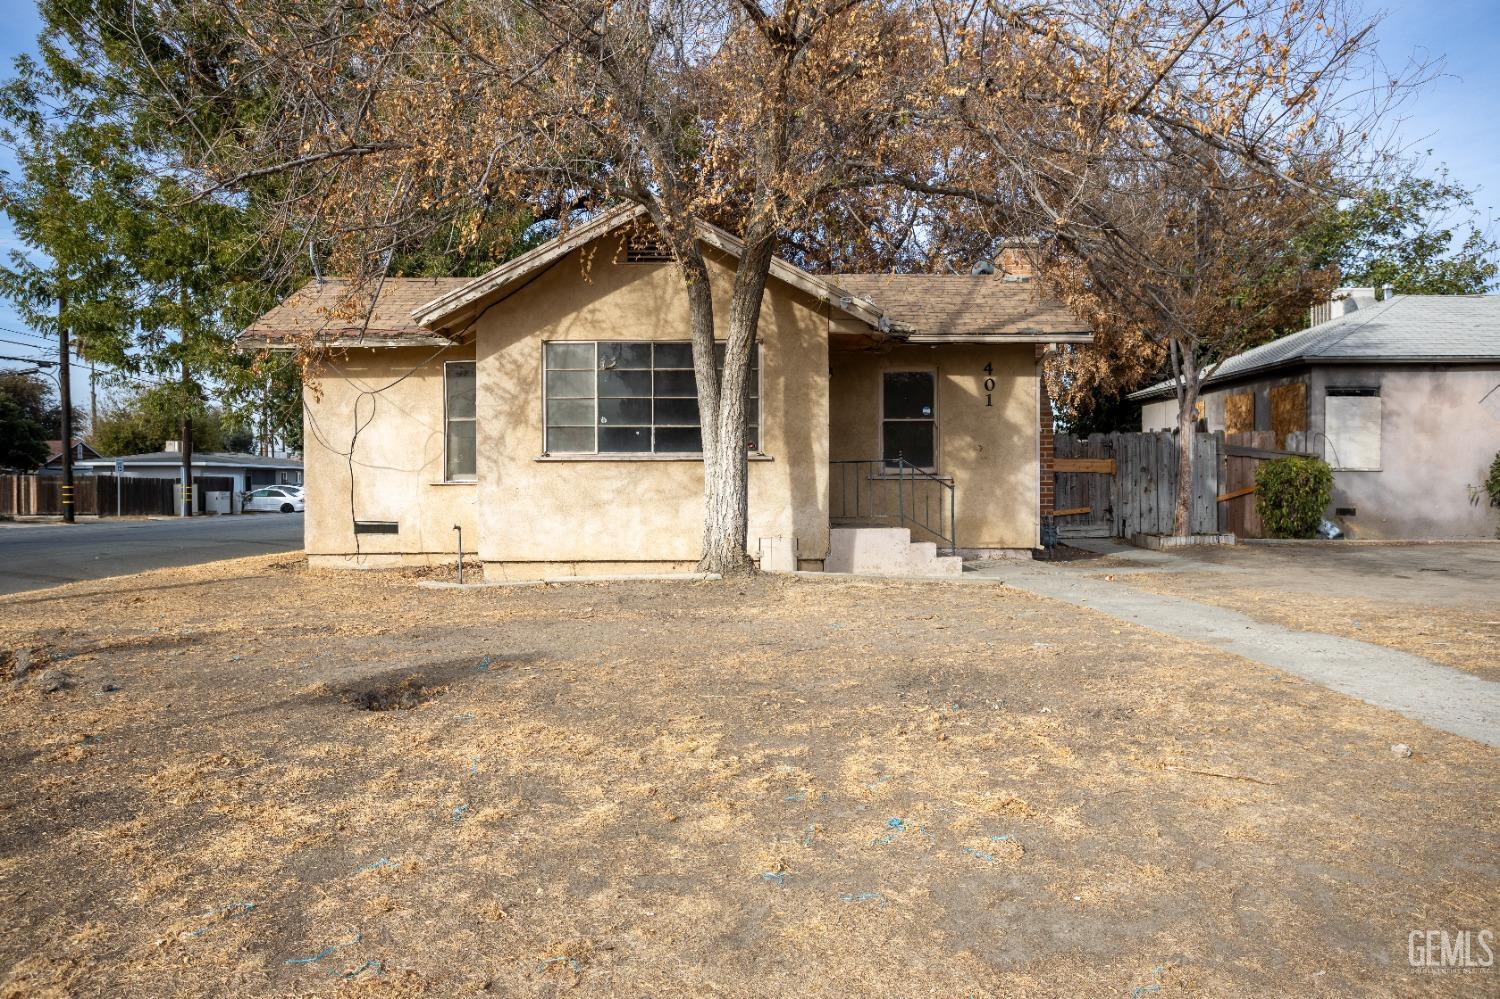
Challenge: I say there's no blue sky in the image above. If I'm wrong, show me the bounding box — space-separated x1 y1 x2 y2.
0 0 1497 409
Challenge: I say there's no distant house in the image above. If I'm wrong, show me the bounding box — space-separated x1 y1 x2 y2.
1131 288 1500 539
36 439 103 476
75 447 304 494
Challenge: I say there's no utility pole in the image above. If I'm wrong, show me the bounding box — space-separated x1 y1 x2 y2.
58 291 75 524
88 363 97 435
180 358 194 517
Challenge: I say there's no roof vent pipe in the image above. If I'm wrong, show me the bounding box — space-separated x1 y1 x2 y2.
970 258 996 276
1381 283 1395 301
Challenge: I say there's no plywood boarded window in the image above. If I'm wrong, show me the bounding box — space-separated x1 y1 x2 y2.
1224 393 1255 434
1324 388 1381 470
1270 383 1307 448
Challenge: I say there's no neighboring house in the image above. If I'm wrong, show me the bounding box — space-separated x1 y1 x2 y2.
37 439 104 475
75 447 305 494
1132 288 1500 539
240 205 1092 576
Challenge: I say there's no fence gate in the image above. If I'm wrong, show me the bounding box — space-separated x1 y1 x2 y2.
1054 432 1223 539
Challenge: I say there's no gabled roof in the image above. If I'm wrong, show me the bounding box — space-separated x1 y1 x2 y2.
43 439 103 463
411 203 887 332
239 204 1094 347
831 274 1091 342
1130 294 1500 401
241 277 472 346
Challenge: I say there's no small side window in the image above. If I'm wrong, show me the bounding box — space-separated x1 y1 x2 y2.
445 361 478 481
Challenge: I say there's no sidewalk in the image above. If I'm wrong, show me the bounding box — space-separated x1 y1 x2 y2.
967 553 1500 747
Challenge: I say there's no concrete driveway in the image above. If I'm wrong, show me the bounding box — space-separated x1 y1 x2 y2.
0 514 304 595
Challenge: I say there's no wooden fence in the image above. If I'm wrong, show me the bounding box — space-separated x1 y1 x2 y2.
1054 431 1315 540
1054 432 1221 538
2 474 179 517
1219 431 1314 539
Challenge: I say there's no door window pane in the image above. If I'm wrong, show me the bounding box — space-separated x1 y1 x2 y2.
884 371 934 419
883 420 934 468
882 371 936 469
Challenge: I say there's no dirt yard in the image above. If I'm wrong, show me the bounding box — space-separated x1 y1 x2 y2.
1108 542 1500 682
1 555 1496 997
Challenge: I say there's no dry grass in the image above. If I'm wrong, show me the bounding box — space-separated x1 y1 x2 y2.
1124 572 1500 683
0 555 1495 996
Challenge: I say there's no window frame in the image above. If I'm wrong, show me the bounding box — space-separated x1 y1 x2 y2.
1323 385 1382 471
443 359 478 482
541 339 762 458
879 368 939 473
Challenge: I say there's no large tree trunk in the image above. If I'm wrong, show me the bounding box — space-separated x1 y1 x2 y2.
1172 341 1198 537
697 229 776 576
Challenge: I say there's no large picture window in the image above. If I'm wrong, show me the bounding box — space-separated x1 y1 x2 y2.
882 370 936 469
544 341 759 455
444 361 477 481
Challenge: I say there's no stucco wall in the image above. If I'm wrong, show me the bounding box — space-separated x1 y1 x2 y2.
828 342 1039 549
302 345 480 566
472 236 831 574
1318 364 1500 539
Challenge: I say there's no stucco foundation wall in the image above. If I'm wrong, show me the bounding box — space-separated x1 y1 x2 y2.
1319 364 1500 539
302 346 480 560
473 237 830 567
828 342 1039 549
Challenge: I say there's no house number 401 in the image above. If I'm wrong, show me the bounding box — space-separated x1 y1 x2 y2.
983 363 996 407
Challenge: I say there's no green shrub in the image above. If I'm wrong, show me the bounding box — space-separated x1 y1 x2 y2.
1255 456 1334 538
1486 451 1500 507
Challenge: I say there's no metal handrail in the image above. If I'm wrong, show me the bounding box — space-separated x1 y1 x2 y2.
829 455 957 554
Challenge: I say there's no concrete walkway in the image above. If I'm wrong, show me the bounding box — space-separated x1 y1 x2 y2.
969 557 1500 747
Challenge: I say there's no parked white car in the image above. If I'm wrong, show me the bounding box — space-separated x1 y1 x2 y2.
244 486 305 513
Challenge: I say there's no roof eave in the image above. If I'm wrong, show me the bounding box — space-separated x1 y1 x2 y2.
237 333 458 351
905 332 1093 344
410 204 890 332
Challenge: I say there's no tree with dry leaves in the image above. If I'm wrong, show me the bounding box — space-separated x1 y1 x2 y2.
95 0 1410 557
855 1 1410 535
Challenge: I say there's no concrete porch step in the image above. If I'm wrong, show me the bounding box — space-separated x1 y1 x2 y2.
826 526 962 578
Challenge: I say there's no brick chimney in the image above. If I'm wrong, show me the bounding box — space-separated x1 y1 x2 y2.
998 238 1038 280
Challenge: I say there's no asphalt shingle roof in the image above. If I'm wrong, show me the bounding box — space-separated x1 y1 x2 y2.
831 273 1090 338
242 277 472 342
242 270 1090 346
1130 294 1500 400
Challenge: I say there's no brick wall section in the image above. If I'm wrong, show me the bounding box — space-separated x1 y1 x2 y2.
1037 344 1055 522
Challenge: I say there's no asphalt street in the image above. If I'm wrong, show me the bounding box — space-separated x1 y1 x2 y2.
0 514 304 595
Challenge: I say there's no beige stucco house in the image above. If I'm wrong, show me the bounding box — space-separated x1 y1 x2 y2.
242 206 1091 578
